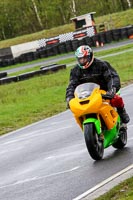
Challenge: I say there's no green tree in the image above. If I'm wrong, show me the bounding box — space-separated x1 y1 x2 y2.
0 0 132 40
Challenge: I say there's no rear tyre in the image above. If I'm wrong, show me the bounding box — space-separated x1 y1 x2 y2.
84 123 104 160
112 126 127 149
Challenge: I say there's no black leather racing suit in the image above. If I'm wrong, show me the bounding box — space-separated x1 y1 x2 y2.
66 58 121 101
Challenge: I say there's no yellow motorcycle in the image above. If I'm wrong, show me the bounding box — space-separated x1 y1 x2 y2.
69 82 127 160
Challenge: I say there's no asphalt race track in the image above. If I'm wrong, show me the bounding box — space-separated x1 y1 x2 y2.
0 84 133 200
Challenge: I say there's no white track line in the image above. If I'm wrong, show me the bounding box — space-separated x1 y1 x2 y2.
73 164 133 200
0 166 80 189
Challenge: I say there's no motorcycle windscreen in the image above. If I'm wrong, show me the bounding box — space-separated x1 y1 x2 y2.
74 83 100 99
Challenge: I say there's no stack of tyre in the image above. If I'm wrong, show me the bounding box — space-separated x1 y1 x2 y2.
0 25 133 68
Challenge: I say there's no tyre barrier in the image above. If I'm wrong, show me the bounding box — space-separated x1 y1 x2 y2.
57 42 67 54
98 32 106 44
84 36 95 47
40 63 57 70
104 30 113 43
45 64 66 71
112 28 121 41
120 27 128 39
71 39 80 51
0 64 66 85
0 72 7 78
0 76 18 85
127 25 133 37
46 46 57 57
65 40 74 52
37 48 48 59
0 59 15 67
0 47 13 60
18 64 66 81
78 38 86 47
18 71 41 81
0 26 133 68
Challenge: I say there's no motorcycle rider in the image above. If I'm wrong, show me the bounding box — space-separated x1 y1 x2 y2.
66 45 130 124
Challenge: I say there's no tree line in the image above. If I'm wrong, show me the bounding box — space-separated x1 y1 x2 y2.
0 0 132 40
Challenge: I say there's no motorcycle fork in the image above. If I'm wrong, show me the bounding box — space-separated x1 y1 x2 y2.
83 113 102 136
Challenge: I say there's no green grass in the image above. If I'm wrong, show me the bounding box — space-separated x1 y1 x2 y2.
95 9 133 29
98 49 133 85
95 43 133 56
96 176 133 200
0 69 68 135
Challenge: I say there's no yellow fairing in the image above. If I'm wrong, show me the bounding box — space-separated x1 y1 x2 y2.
69 87 118 130
99 103 118 130
70 88 101 115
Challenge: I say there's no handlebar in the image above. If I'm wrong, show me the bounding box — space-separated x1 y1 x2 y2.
101 94 113 100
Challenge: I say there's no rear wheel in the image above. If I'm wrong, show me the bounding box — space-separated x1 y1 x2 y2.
84 123 104 160
112 126 127 149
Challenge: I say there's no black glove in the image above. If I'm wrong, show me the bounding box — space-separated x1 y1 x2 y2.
102 87 116 99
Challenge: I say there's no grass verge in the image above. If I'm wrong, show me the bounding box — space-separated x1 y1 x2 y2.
96 176 133 200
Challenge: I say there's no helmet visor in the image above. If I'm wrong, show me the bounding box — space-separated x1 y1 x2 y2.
78 56 90 66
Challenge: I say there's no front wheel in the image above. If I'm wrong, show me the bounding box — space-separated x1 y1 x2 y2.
112 126 127 149
84 123 104 160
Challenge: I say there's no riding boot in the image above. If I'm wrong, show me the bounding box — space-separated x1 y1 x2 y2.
117 107 130 123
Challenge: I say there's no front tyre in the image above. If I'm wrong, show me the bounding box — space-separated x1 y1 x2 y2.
112 126 127 149
84 123 104 160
